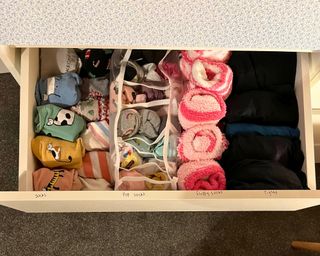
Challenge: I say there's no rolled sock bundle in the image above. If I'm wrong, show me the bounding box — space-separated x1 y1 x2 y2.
118 109 141 138
81 120 110 151
138 109 161 139
77 151 112 182
118 170 146 190
182 50 231 63
34 104 86 142
118 109 161 139
31 136 85 169
177 160 226 190
33 168 83 191
180 50 231 80
79 177 113 191
145 171 170 190
178 88 226 129
178 124 228 161
71 97 109 122
35 72 81 107
189 60 233 100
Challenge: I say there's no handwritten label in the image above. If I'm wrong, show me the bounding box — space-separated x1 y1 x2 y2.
34 193 47 199
122 192 146 199
195 191 224 197
263 190 279 197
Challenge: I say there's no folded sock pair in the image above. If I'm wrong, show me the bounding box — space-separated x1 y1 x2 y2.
32 136 85 169
81 77 109 100
36 72 81 107
78 151 112 182
118 109 161 139
125 134 177 160
81 120 110 151
33 168 83 191
118 170 170 190
121 85 165 104
71 97 109 122
35 104 86 142
119 143 143 169
76 49 113 78
79 177 113 191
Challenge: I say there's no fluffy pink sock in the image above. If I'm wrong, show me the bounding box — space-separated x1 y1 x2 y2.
189 60 233 100
177 160 226 190
178 88 226 129
178 124 228 161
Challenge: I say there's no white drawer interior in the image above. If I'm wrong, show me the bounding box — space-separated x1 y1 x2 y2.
0 47 318 212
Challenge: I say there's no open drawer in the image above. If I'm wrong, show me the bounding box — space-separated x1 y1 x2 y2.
0 47 319 213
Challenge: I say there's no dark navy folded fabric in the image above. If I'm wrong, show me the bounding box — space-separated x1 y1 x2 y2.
226 159 307 190
225 123 300 138
226 89 299 127
221 134 304 173
228 51 297 94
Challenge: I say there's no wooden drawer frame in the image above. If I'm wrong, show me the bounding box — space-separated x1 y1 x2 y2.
0 46 318 213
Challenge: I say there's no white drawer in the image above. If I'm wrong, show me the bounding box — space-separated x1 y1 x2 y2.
0 47 318 213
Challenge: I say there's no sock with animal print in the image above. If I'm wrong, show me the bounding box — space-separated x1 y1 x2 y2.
31 136 85 169
34 104 86 142
33 168 83 191
35 72 82 107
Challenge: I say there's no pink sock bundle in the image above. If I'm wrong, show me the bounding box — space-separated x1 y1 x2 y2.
180 50 233 100
177 50 231 190
189 60 233 100
181 50 231 63
178 124 228 162
177 160 226 190
178 88 226 129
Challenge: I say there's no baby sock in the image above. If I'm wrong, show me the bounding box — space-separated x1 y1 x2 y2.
145 171 170 190
31 136 85 169
76 49 113 78
119 143 143 169
35 104 86 142
79 177 113 191
118 109 141 138
77 151 112 182
138 109 161 139
118 170 146 190
125 135 154 158
71 97 109 122
56 48 81 74
81 120 110 151
33 168 83 191
35 72 81 107
81 77 109 100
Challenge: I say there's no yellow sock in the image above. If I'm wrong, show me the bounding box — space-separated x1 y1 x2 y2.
31 136 85 169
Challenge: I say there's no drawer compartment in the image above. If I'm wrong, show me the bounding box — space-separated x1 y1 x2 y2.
0 48 319 212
